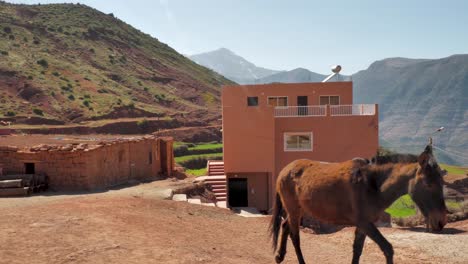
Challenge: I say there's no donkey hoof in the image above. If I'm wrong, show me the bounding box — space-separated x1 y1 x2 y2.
275 254 285 263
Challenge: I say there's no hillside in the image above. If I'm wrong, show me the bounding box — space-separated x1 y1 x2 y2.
353 55 468 165
0 2 233 125
190 48 280 84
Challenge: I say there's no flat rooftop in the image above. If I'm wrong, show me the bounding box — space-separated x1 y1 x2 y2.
0 134 152 148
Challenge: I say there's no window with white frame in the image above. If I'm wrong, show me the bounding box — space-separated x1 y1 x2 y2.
319 95 340 105
284 132 313 151
268 96 288 107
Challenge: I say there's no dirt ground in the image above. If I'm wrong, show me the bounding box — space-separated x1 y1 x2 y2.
0 179 467 264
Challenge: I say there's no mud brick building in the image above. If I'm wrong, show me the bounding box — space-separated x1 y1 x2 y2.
0 135 174 191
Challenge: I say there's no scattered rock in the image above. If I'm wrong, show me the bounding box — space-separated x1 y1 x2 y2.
172 194 187 202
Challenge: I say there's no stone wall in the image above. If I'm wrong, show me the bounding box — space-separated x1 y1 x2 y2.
0 136 174 191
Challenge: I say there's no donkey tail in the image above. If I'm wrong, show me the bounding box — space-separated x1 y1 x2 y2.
269 193 284 252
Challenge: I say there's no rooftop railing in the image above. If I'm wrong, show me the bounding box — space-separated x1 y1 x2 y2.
274 104 376 117
329 104 376 116
274 106 327 117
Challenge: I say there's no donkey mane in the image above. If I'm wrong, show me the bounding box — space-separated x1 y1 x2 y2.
371 153 419 165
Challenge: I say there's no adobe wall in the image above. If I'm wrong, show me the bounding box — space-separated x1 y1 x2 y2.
0 147 89 190
0 136 174 191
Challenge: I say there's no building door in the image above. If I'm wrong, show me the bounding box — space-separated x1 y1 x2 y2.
228 178 248 207
24 163 35 174
297 96 308 115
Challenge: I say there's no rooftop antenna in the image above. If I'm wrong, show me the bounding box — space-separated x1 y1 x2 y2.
429 126 444 146
322 65 342 82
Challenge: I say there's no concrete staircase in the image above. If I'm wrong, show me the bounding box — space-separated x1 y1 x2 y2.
201 161 227 202
203 175 227 202
207 160 225 176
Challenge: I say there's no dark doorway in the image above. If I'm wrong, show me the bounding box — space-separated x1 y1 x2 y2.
297 96 308 115
24 163 35 174
228 178 248 207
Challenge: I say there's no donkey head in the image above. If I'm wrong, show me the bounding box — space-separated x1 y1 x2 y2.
409 145 447 232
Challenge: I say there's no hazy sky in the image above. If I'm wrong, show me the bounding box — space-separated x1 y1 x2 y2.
7 0 468 74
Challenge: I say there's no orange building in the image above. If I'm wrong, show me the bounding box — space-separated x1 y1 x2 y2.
222 82 378 211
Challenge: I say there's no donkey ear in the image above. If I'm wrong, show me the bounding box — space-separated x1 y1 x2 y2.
423 145 433 155
418 152 430 168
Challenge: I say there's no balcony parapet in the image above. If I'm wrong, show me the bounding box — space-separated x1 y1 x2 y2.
274 104 376 117
274 106 326 117
329 104 376 116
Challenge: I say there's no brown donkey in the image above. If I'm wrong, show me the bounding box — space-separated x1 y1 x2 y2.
270 145 447 264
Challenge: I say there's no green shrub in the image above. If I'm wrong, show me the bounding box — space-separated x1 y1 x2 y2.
97 88 108 93
32 108 43 116
119 56 127 63
137 81 142 86
68 94 75 100
127 102 135 108
51 91 55 96
154 93 166 102
8 34 14 40
89 48 95 53
27 75 33 80
61 86 72 92
178 156 223 170
84 94 91 99
83 100 90 107
3 27 12 34
37 59 48 68
137 118 149 129
143 87 149 91
174 145 190 157
52 72 60 77
5 111 16 117
0 50 8 56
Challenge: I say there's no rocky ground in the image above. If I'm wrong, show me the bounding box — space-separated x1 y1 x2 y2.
0 179 466 264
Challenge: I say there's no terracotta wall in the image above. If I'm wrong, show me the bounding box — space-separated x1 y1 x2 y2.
222 86 276 174
274 109 379 171
226 172 269 211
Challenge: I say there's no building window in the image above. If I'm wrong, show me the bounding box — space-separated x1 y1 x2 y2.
268 96 288 107
284 132 313 151
247 96 258 106
319 96 340 105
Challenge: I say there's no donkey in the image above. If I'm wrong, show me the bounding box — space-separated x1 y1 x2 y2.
270 145 447 264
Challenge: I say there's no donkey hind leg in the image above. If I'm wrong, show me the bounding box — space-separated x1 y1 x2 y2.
352 227 367 264
288 211 306 264
359 222 394 264
275 217 290 263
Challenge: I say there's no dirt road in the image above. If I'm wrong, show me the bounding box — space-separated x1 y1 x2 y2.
0 179 466 264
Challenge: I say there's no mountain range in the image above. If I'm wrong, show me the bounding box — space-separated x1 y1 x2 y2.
190 49 468 165
190 48 280 84
0 2 232 124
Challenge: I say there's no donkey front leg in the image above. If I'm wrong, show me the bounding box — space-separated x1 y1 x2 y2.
358 222 394 264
